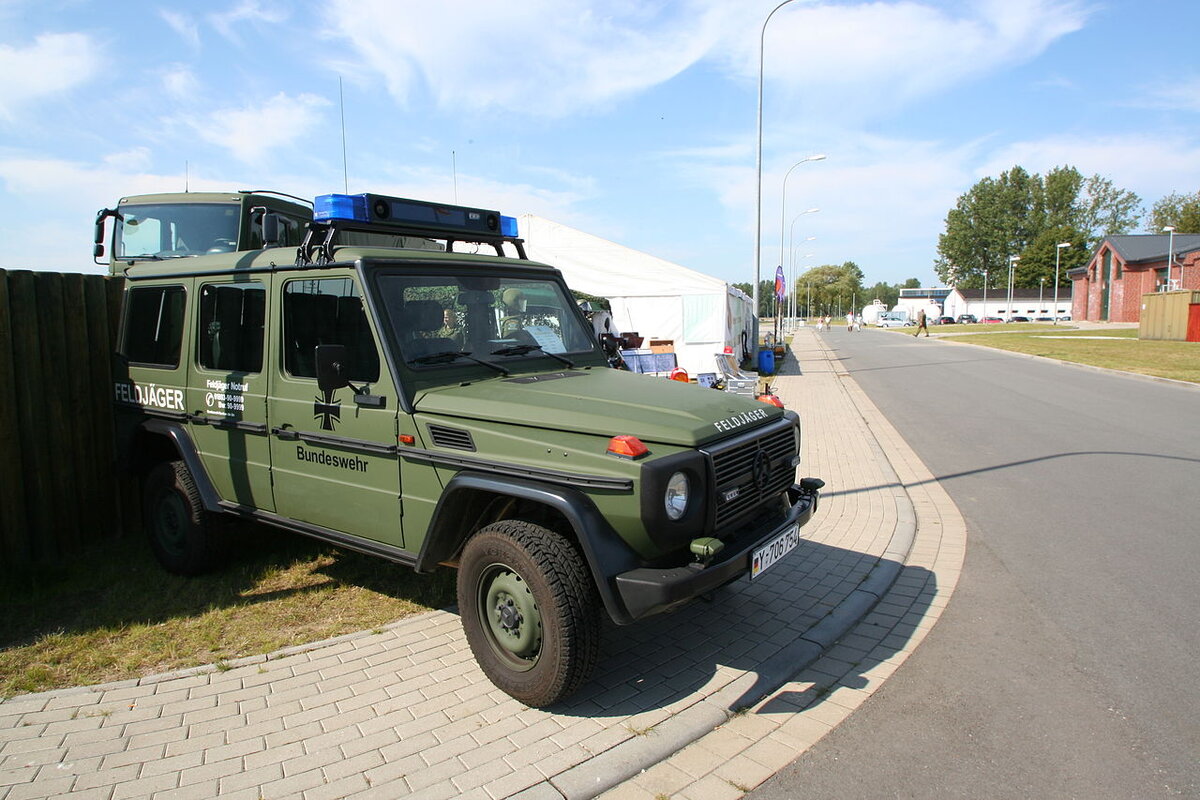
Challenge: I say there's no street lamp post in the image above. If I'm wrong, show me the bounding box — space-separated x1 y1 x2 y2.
983 269 988 320
753 0 803 352
1039 277 1045 316
787 210 818 328
1163 225 1176 289
779 157 825 335
1054 242 1070 325
1007 255 1020 321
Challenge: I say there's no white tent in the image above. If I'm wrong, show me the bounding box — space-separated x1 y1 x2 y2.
517 214 754 378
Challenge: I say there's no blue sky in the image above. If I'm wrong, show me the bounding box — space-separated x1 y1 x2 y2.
2 0 1198 290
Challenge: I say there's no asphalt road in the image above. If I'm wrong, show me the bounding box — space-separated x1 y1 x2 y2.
751 328 1200 799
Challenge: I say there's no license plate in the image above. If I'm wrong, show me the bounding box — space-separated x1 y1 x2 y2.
751 524 800 579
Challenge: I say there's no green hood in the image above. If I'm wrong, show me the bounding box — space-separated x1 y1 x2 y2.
413 367 784 447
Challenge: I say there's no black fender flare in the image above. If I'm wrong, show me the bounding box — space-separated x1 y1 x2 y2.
139 419 223 513
418 472 643 625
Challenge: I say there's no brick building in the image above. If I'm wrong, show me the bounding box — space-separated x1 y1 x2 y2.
1068 234 1200 322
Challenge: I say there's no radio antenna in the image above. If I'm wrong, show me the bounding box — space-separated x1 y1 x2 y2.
185 161 189 192
452 150 458 203
339 77 349 193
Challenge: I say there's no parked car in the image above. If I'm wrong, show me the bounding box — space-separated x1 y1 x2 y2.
1008 316 1030 323
1056 314 1072 321
957 314 977 324
876 313 909 328
982 316 1004 323
937 316 955 325
1034 316 1053 322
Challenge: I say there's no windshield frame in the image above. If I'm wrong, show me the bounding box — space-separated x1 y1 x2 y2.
116 201 242 259
362 259 606 391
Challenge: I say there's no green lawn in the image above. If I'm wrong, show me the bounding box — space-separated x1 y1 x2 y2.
0 529 455 699
938 327 1200 384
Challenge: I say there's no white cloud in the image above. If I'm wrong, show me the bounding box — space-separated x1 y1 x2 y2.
0 33 102 120
717 0 1089 120
208 1 289 46
1133 76 1200 113
160 10 201 50
162 66 201 100
186 92 331 163
323 0 730 116
978 132 1200 209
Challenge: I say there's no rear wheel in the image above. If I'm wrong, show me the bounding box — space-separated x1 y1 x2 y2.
457 520 600 707
143 460 224 575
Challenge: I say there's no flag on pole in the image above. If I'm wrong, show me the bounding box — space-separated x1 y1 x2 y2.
774 265 786 301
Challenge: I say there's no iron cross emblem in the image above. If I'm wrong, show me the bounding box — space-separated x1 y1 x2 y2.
313 390 341 431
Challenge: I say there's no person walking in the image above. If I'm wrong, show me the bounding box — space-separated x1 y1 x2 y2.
914 307 929 337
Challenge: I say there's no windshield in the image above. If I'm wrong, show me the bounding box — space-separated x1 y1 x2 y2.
374 272 597 370
117 202 240 258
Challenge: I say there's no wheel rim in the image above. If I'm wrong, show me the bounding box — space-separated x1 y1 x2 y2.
154 490 188 559
477 563 542 671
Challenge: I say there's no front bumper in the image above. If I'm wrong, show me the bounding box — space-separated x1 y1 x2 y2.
613 480 822 621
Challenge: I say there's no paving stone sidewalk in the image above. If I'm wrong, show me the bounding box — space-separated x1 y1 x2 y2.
0 326 965 800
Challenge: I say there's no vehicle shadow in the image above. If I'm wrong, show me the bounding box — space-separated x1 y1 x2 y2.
538 535 935 720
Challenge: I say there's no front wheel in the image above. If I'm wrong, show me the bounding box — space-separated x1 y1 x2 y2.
457 520 600 707
143 460 225 575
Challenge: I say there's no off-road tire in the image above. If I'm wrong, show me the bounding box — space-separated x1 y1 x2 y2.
143 460 224 576
457 520 600 708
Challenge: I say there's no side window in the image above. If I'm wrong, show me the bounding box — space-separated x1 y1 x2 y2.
121 285 186 367
198 282 266 373
282 279 380 382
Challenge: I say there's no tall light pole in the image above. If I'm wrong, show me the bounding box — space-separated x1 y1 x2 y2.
983 269 988 320
778 157 825 332
1007 255 1020 321
753 0 803 351
787 209 818 327
1054 241 1070 325
1163 225 1176 289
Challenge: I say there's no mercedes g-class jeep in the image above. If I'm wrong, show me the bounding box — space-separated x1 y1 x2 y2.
103 190 823 707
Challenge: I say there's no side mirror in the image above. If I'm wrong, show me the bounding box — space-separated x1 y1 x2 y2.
94 208 119 262
315 344 350 392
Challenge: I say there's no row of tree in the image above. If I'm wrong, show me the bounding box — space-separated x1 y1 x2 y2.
735 261 919 318
935 166 1199 290
733 172 1198 319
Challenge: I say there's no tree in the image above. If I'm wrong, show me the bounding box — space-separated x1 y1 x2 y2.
1148 190 1200 233
935 165 1141 289
796 262 865 317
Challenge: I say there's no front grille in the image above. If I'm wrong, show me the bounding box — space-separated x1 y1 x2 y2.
427 424 476 451
706 421 797 529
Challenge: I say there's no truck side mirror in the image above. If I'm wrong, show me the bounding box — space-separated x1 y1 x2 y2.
262 213 280 247
315 345 350 392
94 208 118 262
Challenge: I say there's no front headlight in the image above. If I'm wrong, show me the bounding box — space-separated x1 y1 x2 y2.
665 471 689 520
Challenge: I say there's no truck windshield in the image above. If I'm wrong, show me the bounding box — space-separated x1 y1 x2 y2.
117 202 240 258
374 273 597 370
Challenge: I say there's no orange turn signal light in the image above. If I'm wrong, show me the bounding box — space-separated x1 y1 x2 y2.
756 393 784 408
607 435 649 459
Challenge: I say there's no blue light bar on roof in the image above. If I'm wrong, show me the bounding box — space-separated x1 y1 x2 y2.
314 192 511 238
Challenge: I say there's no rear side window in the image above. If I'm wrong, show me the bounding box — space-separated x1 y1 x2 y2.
121 285 186 367
282 278 380 382
197 282 266 373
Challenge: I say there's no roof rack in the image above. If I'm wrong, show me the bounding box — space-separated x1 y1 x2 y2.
296 193 526 265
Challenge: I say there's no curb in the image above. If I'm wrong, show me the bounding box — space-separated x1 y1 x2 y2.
527 335 921 800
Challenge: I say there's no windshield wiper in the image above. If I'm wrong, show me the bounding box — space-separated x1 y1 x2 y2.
490 344 576 368
408 350 509 376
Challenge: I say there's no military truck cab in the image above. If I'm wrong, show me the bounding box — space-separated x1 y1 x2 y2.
107 191 822 707
95 190 314 264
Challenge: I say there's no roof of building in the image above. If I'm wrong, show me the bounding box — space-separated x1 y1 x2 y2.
1105 233 1200 264
954 288 1071 300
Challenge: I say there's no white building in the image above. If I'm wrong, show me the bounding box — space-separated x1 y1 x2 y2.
941 287 1073 321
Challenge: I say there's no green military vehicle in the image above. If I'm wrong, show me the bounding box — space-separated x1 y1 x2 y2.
100 189 823 707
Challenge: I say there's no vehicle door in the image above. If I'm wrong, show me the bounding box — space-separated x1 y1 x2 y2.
266 272 404 548
187 279 274 511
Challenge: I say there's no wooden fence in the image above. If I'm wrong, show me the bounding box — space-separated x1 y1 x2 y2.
0 269 130 570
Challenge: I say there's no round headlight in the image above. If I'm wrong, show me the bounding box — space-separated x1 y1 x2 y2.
665 471 689 521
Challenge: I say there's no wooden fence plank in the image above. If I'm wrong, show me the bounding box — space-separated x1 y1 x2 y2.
0 270 31 567
8 271 54 563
